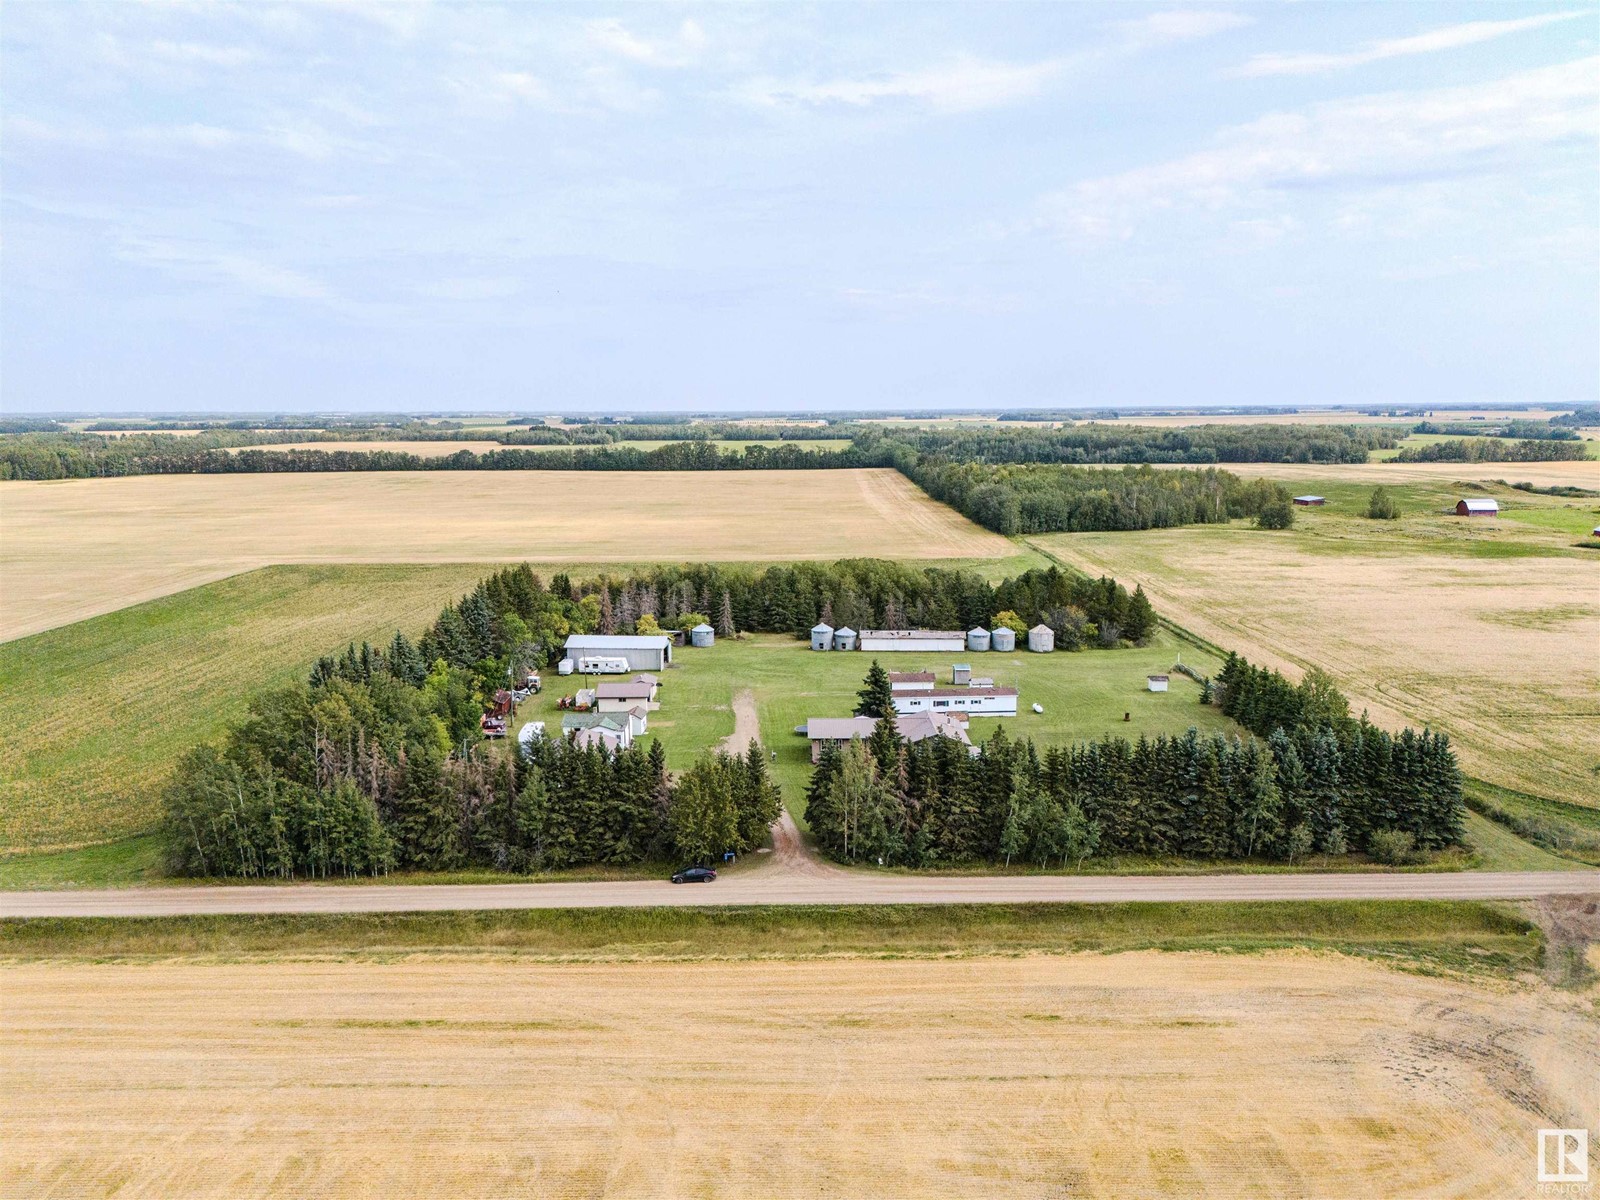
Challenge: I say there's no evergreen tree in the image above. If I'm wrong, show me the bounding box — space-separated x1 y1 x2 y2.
855 659 896 718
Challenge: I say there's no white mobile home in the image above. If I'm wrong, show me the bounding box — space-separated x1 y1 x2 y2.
892 686 1019 717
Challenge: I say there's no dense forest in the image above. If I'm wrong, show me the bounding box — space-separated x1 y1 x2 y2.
1412 419 1581 441
316 560 1159 704
805 657 1464 868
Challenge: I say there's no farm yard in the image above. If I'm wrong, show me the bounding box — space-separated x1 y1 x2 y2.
1034 477 1600 809
3 936 1593 1199
0 469 1015 641
518 630 1238 818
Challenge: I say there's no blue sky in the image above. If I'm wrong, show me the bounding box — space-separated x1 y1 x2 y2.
3 2 1596 413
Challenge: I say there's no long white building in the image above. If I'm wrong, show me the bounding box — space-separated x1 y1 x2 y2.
857 629 966 653
563 634 673 672
891 686 1019 717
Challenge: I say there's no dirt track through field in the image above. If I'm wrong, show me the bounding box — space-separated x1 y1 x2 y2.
4 952 1594 1198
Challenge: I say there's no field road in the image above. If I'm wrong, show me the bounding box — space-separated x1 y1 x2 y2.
2 870 1595 919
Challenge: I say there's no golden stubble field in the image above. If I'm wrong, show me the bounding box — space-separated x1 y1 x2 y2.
0 469 1011 640
3 952 1594 1199
1039 522 1600 806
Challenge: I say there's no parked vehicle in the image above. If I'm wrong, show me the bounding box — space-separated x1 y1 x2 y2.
670 866 717 884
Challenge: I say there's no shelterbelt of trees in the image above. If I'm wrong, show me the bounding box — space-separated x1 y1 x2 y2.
164 561 1153 879
320 560 1157 697
804 657 1465 869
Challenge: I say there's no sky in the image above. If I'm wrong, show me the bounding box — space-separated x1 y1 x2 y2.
2 1 1597 414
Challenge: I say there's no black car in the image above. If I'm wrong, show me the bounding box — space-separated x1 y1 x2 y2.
671 866 717 884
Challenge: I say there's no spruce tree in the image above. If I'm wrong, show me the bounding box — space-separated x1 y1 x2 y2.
855 659 895 718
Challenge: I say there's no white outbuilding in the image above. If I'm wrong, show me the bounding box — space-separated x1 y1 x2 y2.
1027 624 1055 653
1147 674 1169 693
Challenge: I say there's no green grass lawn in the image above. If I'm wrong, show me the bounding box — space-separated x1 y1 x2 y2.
511 629 1238 823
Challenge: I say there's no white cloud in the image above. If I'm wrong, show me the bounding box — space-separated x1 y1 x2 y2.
415 276 523 301
118 238 332 303
1235 11 1591 77
585 17 707 68
740 55 1065 113
1116 11 1252 48
1035 57 1600 239
147 40 256 68
134 123 242 150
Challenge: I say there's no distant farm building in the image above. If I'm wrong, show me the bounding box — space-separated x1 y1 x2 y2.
1455 498 1499 517
1027 624 1055 653
887 671 935 692
990 627 1016 653
952 664 971 686
967 627 991 652
564 634 673 672
833 626 857 651
810 622 834 650
857 629 966 653
1292 496 1325 506
689 623 715 648
1147 674 1169 692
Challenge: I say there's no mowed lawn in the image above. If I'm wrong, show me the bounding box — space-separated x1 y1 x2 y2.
0 468 1012 640
513 631 1239 822
1034 478 1600 808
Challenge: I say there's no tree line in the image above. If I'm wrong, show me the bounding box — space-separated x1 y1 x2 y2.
804 658 1464 868
162 673 780 878
1392 437 1586 463
860 421 1397 465
312 561 1160 705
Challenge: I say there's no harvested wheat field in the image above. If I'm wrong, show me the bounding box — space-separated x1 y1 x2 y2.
3 952 1594 1199
1039 525 1600 806
0 469 1009 640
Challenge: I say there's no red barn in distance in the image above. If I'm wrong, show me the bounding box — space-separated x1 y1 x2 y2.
1455 498 1499 517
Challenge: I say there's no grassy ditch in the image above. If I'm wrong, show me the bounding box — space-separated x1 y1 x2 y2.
1465 780 1600 866
0 900 1543 977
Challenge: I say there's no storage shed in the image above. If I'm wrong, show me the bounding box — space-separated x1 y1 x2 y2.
1293 496 1326 507
690 623 715 648
1455 498 1499 517
834 626 857 651
810 622 835 650
967 627 991 652
564 634 673 672
857 629 966 653
1027 624 1055 653
1147 674 1169 693
990 627 1016 653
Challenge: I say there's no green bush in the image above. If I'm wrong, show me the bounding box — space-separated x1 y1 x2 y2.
1368 828 1418 865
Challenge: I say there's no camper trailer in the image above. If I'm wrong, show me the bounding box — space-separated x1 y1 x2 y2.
577 656 632 675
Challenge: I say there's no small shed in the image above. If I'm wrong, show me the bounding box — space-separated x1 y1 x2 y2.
1147 674 1169 693
1293 496 1325 507
967 626 991 652
1027 624 1055 653
810 622 835 651
557 657 575 676
1455 498 1499 517
1593 526 1600 538
991 627 1016 653
690 623 715 648
834 626 857 651
952 663 971 686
